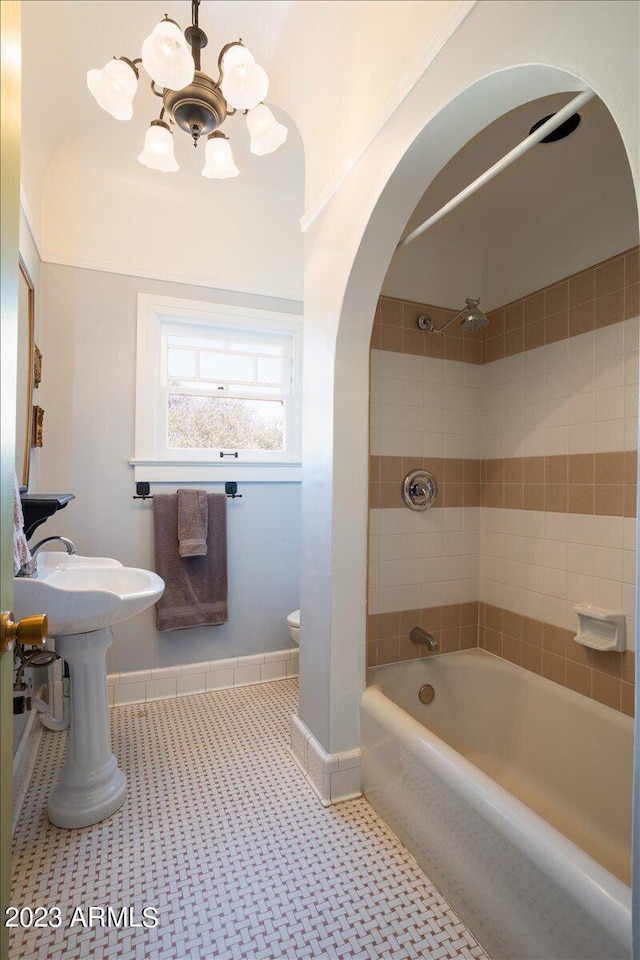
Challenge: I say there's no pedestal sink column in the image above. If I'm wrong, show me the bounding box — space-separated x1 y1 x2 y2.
47 627 126 829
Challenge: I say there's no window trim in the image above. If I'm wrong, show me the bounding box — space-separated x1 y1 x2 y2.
132 294 303 482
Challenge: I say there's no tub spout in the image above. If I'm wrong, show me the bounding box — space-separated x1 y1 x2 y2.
410 627 438 651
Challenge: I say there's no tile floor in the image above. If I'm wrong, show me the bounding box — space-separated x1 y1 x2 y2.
11 679 488 960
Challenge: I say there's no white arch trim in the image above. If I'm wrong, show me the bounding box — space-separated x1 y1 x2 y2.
293 0 639 827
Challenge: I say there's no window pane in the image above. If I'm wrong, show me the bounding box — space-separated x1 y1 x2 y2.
257 357 281 384
229 341 283 356
168 394 284 450
168 335 225 350
199 352 254 382
167 348 196 378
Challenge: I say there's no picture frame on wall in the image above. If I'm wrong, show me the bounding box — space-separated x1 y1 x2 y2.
33 344 42 388
31 404 44 448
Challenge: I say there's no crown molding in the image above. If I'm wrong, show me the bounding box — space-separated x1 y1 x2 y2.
39 250 304 305
299 0 477 234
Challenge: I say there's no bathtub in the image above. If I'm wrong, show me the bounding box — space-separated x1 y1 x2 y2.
361 648 633 960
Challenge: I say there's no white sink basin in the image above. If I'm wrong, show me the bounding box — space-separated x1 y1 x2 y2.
14 552 165 636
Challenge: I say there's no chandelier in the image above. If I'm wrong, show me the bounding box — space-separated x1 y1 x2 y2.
87 0 287 178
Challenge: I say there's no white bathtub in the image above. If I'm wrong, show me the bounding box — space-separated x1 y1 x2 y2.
361 648 633 960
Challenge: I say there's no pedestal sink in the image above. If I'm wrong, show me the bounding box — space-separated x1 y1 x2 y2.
14 553 164 829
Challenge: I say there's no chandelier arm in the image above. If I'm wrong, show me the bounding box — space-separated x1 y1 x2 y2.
117 56 141 78
150 80 165 98
216 39 244 86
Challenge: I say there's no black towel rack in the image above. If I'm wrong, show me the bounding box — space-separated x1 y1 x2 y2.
133 481 242 500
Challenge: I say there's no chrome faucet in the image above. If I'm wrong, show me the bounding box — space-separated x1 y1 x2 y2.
17 536 77 578
410 626 439 651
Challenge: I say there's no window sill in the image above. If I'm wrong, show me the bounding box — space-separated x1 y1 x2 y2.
129 459 302 483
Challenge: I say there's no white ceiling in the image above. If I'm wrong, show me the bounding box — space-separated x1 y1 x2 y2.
383 92 639 310
21 1 305 300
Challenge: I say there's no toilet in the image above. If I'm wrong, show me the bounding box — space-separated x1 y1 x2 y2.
287 609 300 645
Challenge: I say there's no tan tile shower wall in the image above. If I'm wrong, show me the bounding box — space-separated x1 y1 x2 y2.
483 246 639 362
366 599 634 716
371 297 483 364
368 248 639 718
367 602 479 669
478 603 635 717
369 455 482 509
370 452 638 517
373 246 639 364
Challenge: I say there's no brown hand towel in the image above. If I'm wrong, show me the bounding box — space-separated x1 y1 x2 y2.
153 493 228 631
177 488 208 557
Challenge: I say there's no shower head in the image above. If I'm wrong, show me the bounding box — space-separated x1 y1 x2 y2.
417 297 490 335
460 298 490 332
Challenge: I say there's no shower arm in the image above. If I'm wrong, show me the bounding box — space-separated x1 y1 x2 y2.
418 301 474 335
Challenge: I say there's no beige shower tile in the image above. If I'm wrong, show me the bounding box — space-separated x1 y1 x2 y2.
504 457 524 483
568 484 594 515
546 282 569 316
522 642 543 675
591 650 622 679
545 311 568 344
380 297 404 326
595 290 625 328
594 484 624 517
625 248 640 287
524 292 545 324
596 257 625 298
524 319 546 351
524 457 545 483
502 635 522 666
621 682 635 717
380 326 404 352
625 283 640 320
568 453 595 484
568 302 595 336
542 623 566 657
522 616 543 647
502 610 522 640
591 671 621 710
569 270 595 307
565 661 591 698
542 651 566 686
621 650 635 684
594 452 625 484
545 455 568 483
504 328 524 357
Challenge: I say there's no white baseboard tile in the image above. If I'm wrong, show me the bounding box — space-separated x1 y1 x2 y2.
12 688 45 834
289 714 362 806
108 648 299 706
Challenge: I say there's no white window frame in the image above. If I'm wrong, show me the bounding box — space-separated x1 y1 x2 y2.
132 294 303 482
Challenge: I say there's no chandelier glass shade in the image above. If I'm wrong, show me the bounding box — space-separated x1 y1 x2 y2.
87 0 287 178
140 19 195 92
219 44 269 110
138 120 179 172
246 103 288 156
202 132 239 179
87 58 138 120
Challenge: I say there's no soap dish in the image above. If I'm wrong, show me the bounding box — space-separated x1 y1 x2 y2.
573 604 626 652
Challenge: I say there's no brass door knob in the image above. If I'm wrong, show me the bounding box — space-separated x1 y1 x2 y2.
0 611 48 653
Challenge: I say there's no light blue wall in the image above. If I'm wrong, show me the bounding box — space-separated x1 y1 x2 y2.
37 263 302 673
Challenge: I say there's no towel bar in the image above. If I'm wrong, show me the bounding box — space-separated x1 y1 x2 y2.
133 481 242 500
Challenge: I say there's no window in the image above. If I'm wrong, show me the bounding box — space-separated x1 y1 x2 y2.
133 294 302 482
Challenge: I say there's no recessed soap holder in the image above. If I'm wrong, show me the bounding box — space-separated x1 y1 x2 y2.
573 604 626 652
